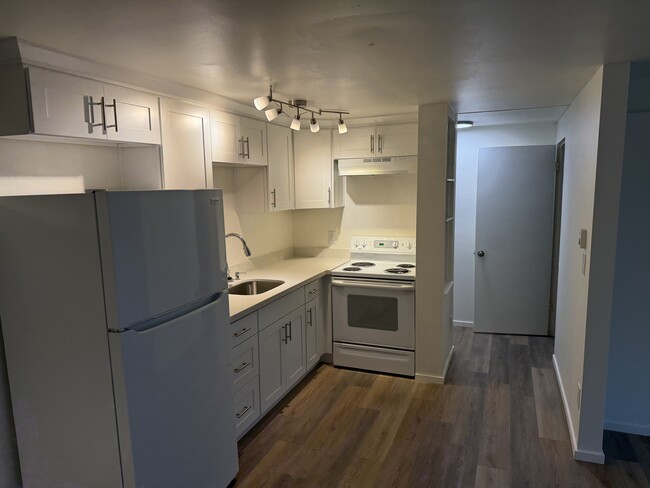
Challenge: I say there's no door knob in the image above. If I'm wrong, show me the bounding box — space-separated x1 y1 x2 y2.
476 250 485 257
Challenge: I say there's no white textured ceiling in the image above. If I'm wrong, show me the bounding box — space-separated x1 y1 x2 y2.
1 0 650 118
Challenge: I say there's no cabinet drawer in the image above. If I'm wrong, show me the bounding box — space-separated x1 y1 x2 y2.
304 279 320 300
230 312 258 348
258 288 304 330
233 377 261 439
231 335 259 391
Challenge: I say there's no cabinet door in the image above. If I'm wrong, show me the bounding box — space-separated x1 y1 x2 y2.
29 67 105 139
160 98 211 189
282 307 306 391
332 126 375 159
258 319 285 413
103 84 160 144
240 117 267 165
294 129 333 209
210 109 241 164
305 298 320 370
267 124 294 211
376 123 418 157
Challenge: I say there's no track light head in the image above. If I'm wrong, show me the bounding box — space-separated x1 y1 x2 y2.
254 95 271 111
290 114 301 131
338 117 347 134
265 107 279 121
310 117 320 133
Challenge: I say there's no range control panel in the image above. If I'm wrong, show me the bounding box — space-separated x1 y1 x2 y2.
350 236 416 254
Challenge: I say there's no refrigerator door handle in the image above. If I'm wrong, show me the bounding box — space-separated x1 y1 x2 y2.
119 292 225 334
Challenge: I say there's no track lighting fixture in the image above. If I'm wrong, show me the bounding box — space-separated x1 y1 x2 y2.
252 85 349 134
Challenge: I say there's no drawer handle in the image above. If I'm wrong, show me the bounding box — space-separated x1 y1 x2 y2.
233 327 251 338
234 361 252 374
236 404 253 419
308 289 317 295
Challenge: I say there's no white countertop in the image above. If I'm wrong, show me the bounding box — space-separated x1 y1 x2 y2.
228 257 348 321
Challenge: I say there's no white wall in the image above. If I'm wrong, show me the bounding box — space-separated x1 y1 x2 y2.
0 139 122 188
454 122 558 326
213 166 294 270
292 173 417 256
553 63 630 463
605 112 650 436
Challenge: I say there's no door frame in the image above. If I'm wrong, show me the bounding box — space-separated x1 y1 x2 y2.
548 139 566 336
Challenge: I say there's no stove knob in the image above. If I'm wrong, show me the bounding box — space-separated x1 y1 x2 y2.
407 242 412 250
392 241 398 248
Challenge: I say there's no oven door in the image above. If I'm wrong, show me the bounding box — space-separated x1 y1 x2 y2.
331 277 415 350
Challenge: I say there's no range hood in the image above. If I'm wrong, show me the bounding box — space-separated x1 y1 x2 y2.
337 156 417 176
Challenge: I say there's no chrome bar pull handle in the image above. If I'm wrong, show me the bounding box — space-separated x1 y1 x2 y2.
271 189 277 208
378 134 383 153
233 327 251 338
100 96 108 133
234 361 252 374
328 187 331 206
245 137 250 159
308 309 312 327
236 404 252 419
238 138 244 158
104 98 118 132
287 321 292 341
370 134 374 154
282 324 288 344
87 96 104 132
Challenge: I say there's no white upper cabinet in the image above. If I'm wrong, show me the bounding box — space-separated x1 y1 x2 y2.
294 129 336 209
3 66 160 144
29 68 105 139
240 117 268 166
333 126 376 159
266 124 294 211
160 98 212 189
378 123 418 157
103 84 160 144
333 123 417 159
210 110 241 164
210 110 268 166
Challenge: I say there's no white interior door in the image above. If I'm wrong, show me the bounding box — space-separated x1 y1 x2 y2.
474 145 556 335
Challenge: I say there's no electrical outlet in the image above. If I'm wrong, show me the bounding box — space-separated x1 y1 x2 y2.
577 382 582 410
328 230 336 244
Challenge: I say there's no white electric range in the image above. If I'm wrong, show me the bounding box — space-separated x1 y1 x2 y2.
330 236 416 377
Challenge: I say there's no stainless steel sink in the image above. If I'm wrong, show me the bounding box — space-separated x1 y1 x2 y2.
228 279 284 296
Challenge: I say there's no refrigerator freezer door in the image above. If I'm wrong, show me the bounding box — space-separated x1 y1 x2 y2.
109 291 238 488
96 189 228 330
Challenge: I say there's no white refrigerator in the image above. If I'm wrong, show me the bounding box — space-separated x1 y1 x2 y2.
0 190 238 488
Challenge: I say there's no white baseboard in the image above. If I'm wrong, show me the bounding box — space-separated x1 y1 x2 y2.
453 320 474 328
415 346 455 385
604 420 650 436
552 354 605 464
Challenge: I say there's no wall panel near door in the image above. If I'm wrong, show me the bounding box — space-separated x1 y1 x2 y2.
474 145 556 335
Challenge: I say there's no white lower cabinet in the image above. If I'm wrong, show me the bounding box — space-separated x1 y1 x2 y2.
230 280 326 436
259 306 306 414
230 313 261 439
233 377 260 438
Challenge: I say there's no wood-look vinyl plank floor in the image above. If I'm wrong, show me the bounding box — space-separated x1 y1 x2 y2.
233 327 650 488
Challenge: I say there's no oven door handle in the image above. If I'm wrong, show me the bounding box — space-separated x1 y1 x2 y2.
331 279 415 291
